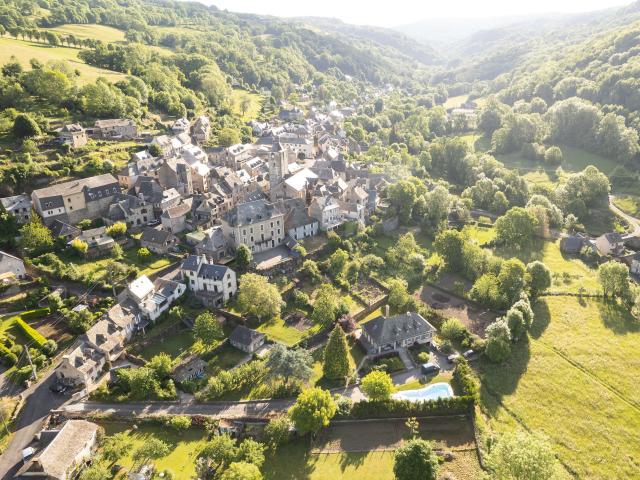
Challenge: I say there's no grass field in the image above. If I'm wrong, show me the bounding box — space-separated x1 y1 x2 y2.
443 95 469 109
44 24 125 42
231 89 263 122
0 37 125 84
479 296 640 479
100 423 207 479
492 239 600 294
73 248 173 283
257 316 323 346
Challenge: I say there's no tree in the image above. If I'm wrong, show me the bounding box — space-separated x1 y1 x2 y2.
220 462 262 480
237 273 282 320
137 247 151 262
598 261 631 299
360 370 393 401
48 291 64 314
200 434 237 473
101 432 132 463
148 144 162 157
505 308 526 341
218 127 241 147
440 318 465 342
328 248 349 277
289 387 336 435
485 318 512 363
393 439 439 480
167 415 192 431
79 465 111 480
311 284 340 326
262 416 292 450
132 438 170 465
105 221 127 237
19 217 53 256
12 113 40 138
323 324 350 381
266 344 313 384
193 311 224 346
111 243 124 260
301 259 322 283
495 207 538 249
544 146 563 164
434 229 466 273
387 278 410 312
511 293 534 329
497 258 527 305
235 244 252 270
487 431 557 480
70 238 88 256
148 353 173 379
526 261 551 297
236 439 265 468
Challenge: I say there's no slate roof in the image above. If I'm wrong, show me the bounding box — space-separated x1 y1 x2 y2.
49 219 81 239
229 325 265 347
140 227 174 245
224 199 283 227
362 312 436 346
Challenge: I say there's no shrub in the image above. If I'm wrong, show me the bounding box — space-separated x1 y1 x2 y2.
166 415 192 431
15 315 47 348
451 359 479 399
349 397 475 419
439 318 466 342
41 339 58 356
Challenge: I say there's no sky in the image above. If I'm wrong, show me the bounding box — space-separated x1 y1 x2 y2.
207 0 631 27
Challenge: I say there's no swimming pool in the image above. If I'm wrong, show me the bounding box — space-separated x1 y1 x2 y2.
392 382 454 402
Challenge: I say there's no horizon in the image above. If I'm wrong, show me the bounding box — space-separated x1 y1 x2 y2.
204 0 631 27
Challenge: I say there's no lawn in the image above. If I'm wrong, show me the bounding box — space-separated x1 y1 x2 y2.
73 248 173 283
137 330 194 361
462 224 495 245
257 316 323 346
43 24 126 43
492 239 600 294
231 89 263 122
443 94 469 109
100 423 207 479
479 296 640 479
0 37 126 84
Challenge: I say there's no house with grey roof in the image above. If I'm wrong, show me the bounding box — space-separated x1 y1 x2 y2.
283 198 318 241
161 201 192 234
229 325 265 353
192 115 211 144
91 118 137 139
104 193 154 228
15 420 99 480
31 174 120 225
49 220 81 242
0 193 32 224
57 123 87 148
181 254 236 307
195 226 228 262
360 312 436 355
0 250 25 281
595 232 625 256
221 199 285 253
139 227 179 254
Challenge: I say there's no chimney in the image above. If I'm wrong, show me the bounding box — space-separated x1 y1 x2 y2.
385 304 390 318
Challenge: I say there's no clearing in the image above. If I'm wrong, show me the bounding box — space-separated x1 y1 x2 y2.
0 37 125 84
43 24 125 43
231 89 264 122
479 296 640 479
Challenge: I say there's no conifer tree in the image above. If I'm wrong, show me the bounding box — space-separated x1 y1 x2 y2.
322 324 350 381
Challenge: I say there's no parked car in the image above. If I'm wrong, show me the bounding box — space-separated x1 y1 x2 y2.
463 349 476 359
421 362 440 375
49 382 67 394
447 353 460 363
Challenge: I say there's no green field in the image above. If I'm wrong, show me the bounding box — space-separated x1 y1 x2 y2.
0 37 125 84
101 423 207 479
443 94 469 109
231 89 264 121
492 239 600 294
257 316 323 346
480 296 640 479
44 24 126 42
72 248 173 283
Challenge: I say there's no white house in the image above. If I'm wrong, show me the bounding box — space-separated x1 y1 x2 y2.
181 254 237 307
0 250 26 281
124 275 186 322
309 195 343 231
221 199 285 253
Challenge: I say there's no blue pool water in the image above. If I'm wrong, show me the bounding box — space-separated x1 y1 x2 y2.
392 382 454 402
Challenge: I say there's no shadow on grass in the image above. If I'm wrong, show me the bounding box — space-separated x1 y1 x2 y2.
596 299 640 335
338 452 367 471
478 335 531 416
529 299 551 339
262 441 315 480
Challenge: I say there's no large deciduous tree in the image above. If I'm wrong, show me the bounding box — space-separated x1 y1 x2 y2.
487 431 558 480
288 388 336 435
237 273 282 320
360 370 393 401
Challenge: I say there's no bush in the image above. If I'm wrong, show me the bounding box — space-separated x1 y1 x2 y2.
348 397 475 419
451 359 479 399
166 415 192 431
42 339 58 356
15 314 47 348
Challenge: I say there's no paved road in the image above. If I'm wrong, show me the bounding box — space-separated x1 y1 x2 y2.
0 369 68 479
61 398 296 419
610 195 640 235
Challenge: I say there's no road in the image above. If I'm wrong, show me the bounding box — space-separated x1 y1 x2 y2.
61 397 296 420
610 195 640 235
0 369 68 480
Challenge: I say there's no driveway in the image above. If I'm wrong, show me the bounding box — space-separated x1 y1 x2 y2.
0 369 68 479
610 195 640 235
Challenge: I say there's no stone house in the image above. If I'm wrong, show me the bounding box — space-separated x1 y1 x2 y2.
181 254 237 307
229 325 265 353
58 123 88 148
221 199 285 253
139 227 179 255
0 250 26 280
360 312 436 355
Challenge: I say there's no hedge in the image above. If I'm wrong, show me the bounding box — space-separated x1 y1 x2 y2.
13 310 49 348
347 396 475 419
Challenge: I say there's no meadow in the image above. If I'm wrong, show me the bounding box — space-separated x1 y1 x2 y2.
479 296 640 479
43 24 126 43
0 37 125 84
